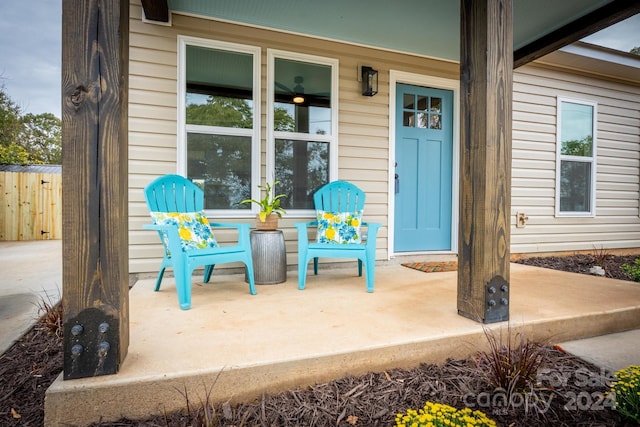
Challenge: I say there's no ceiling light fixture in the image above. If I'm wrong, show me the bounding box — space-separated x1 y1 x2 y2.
292 76 305 104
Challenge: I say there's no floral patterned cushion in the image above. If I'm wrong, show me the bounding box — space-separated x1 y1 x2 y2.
316 210 363 244
150 211 218 254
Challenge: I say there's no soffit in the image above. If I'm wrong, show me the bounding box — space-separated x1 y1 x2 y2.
165 0 614 61
537 41 640 84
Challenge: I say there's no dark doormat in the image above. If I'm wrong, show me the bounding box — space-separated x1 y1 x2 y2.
401 261 457 273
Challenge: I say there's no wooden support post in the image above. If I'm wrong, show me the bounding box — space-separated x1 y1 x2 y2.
457 0 512 323
61 0 129 379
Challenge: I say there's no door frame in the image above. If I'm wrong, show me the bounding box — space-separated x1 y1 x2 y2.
388 70 460 257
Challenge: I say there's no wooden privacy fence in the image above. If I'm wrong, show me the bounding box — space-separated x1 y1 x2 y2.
0 165 62 241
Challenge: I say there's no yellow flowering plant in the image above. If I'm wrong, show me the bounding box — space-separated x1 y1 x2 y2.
395 401 496 427
610 365 640 424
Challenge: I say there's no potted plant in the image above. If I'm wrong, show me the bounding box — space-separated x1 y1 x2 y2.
241 181 287 230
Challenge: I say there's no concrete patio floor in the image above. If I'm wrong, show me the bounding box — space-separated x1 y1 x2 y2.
45 261 640 426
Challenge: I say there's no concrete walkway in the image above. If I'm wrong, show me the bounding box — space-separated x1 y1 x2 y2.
0 240 62 354
558 328 640 373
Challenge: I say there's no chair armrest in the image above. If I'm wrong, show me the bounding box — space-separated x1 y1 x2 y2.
208 222 250 230
362 221 381 234
294 221 317 237
294 221 317 229
143 223 183 256
143 223 179 237
208 222 251 248
362 222 381 246
295 221 318 251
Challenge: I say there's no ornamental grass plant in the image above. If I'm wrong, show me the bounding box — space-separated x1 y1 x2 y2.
474 326 548 393
35 290 63 337
611 365 640 424
395 401 496 427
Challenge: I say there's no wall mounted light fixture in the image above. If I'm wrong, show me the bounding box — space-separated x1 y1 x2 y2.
361 66 378 96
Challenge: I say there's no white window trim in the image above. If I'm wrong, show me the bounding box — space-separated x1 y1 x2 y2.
266 49 339 216
177 36 261 217
555 97 597 218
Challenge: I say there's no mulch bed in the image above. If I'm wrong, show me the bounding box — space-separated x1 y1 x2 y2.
0 322 62 425
1 253 638 426
515 253 640 282
94 349 630 426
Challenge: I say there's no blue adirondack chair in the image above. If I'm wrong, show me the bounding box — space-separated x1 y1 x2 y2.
295 180 381 292
143 174 256 310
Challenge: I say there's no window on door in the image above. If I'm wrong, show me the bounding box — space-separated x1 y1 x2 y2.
178 37 260 213
402 93 442 129
556 98 597 216
268 50 338 210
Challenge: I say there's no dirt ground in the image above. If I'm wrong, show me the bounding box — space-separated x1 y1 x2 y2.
1 254 638 426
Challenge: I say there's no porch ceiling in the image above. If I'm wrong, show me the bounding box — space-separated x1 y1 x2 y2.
162 0 618 61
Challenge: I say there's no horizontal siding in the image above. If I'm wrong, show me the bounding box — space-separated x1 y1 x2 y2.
128 1 640 275
511 63 640 254
127 0 458 275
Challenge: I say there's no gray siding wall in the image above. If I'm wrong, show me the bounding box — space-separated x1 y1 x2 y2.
511 64 640 253
128 1 459 274
128 1 640 276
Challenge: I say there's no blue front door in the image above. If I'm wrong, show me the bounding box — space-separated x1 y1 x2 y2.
394 84 453 251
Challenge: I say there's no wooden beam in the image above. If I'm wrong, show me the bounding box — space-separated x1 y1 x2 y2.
458 0 512 323
140 0 170 23
61 0 129 379
514 1 640 68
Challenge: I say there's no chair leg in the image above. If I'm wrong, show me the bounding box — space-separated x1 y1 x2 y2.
203 264 215 283
173 263 192 310
299 256 309 290
358 259 363 277
313 257 319 275
244 261 257 295
365 257 375 293
154 267 165 291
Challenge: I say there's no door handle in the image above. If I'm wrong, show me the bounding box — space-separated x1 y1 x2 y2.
395 173 399 194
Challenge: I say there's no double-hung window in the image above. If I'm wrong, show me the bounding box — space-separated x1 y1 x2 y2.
267 50 338 211
556 98 597 217
178 37 260 214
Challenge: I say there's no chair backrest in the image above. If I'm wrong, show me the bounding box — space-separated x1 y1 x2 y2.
313 180 365 213
144 174 204 213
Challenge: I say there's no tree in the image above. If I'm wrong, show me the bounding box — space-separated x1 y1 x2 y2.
19 113 62 164
561 135 593 157
186 96 253 128
630 46 640 56
0 85 61 165
0 144 30 164
0 86 23 149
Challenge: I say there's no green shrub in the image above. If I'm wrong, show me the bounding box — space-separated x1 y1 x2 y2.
610 365 640 424
621 259 640 282
394 401 496 427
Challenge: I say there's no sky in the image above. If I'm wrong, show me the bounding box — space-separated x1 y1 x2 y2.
0 3 638 120
0 0 62 118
